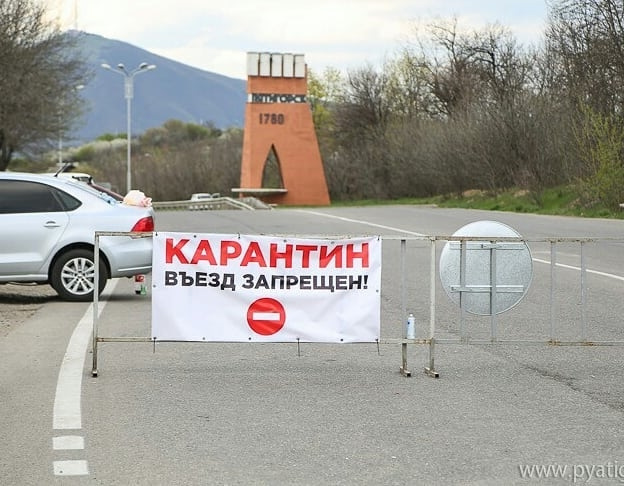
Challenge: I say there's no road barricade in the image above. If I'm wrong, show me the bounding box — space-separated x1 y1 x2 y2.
92 230 624 378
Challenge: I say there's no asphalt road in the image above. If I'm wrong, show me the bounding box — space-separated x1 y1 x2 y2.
2 205 624 485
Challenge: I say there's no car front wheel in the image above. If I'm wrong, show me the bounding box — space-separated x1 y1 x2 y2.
50 249 108 302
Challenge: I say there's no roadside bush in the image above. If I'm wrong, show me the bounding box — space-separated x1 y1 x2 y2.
574 105 624 210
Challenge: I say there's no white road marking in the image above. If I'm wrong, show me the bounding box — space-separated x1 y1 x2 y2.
532 258 624 281
53 460 89 476
297 210 427 236
253 312 281 321
53 280 118 429
52 279 119 477
53 436 84 450
300 210 624 283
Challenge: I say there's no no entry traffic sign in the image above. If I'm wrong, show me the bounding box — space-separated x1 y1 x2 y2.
247 298 286 335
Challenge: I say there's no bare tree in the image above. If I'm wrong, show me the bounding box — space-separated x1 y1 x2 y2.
0 0 88 170
545 0 624 206
420 19 485 117
546 0 624 115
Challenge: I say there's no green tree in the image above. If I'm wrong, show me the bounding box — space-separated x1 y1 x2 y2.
307 67 343 144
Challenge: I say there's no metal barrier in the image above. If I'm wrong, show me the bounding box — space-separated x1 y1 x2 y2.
152 196 271 211
91 232 624 378
389 234 624 378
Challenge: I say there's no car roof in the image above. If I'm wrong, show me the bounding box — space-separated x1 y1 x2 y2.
45 172 92 181
3 171 84 187
2 171 70 183
1 171 119 203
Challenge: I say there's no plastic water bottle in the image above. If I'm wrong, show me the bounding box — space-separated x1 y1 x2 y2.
406 313 416 339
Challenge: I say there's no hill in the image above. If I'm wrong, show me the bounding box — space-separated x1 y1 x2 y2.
69 31 246 143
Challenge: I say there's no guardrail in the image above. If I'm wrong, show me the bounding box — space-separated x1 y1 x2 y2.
152 196 271 211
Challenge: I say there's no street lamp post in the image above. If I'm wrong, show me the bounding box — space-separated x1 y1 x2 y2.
58 84 84 167
101 62 156 193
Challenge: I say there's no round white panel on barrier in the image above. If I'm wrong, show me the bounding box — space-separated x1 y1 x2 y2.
439 220 532 316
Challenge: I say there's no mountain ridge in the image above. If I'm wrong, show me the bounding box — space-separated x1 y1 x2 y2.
70 31 247 143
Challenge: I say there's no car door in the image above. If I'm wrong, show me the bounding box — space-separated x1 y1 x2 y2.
0 180 71 278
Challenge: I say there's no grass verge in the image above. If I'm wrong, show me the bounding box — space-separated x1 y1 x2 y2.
333 186 624 219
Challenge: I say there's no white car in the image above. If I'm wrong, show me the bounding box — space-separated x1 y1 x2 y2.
0 172 154 301
189 192 221 210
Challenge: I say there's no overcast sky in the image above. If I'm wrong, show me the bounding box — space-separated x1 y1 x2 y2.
48 0 549 80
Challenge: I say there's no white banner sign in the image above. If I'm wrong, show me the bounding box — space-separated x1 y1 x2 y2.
151 232 381 343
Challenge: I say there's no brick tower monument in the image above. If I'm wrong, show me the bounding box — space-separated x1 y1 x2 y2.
233 52 330 206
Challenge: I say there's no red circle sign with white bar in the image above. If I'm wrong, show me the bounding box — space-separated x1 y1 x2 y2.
247 297 286 335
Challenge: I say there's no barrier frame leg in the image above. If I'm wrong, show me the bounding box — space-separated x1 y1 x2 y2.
400 342 412 377
399 238 412 377
424 337 439 378
424 239 439 378
92 235 100 377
